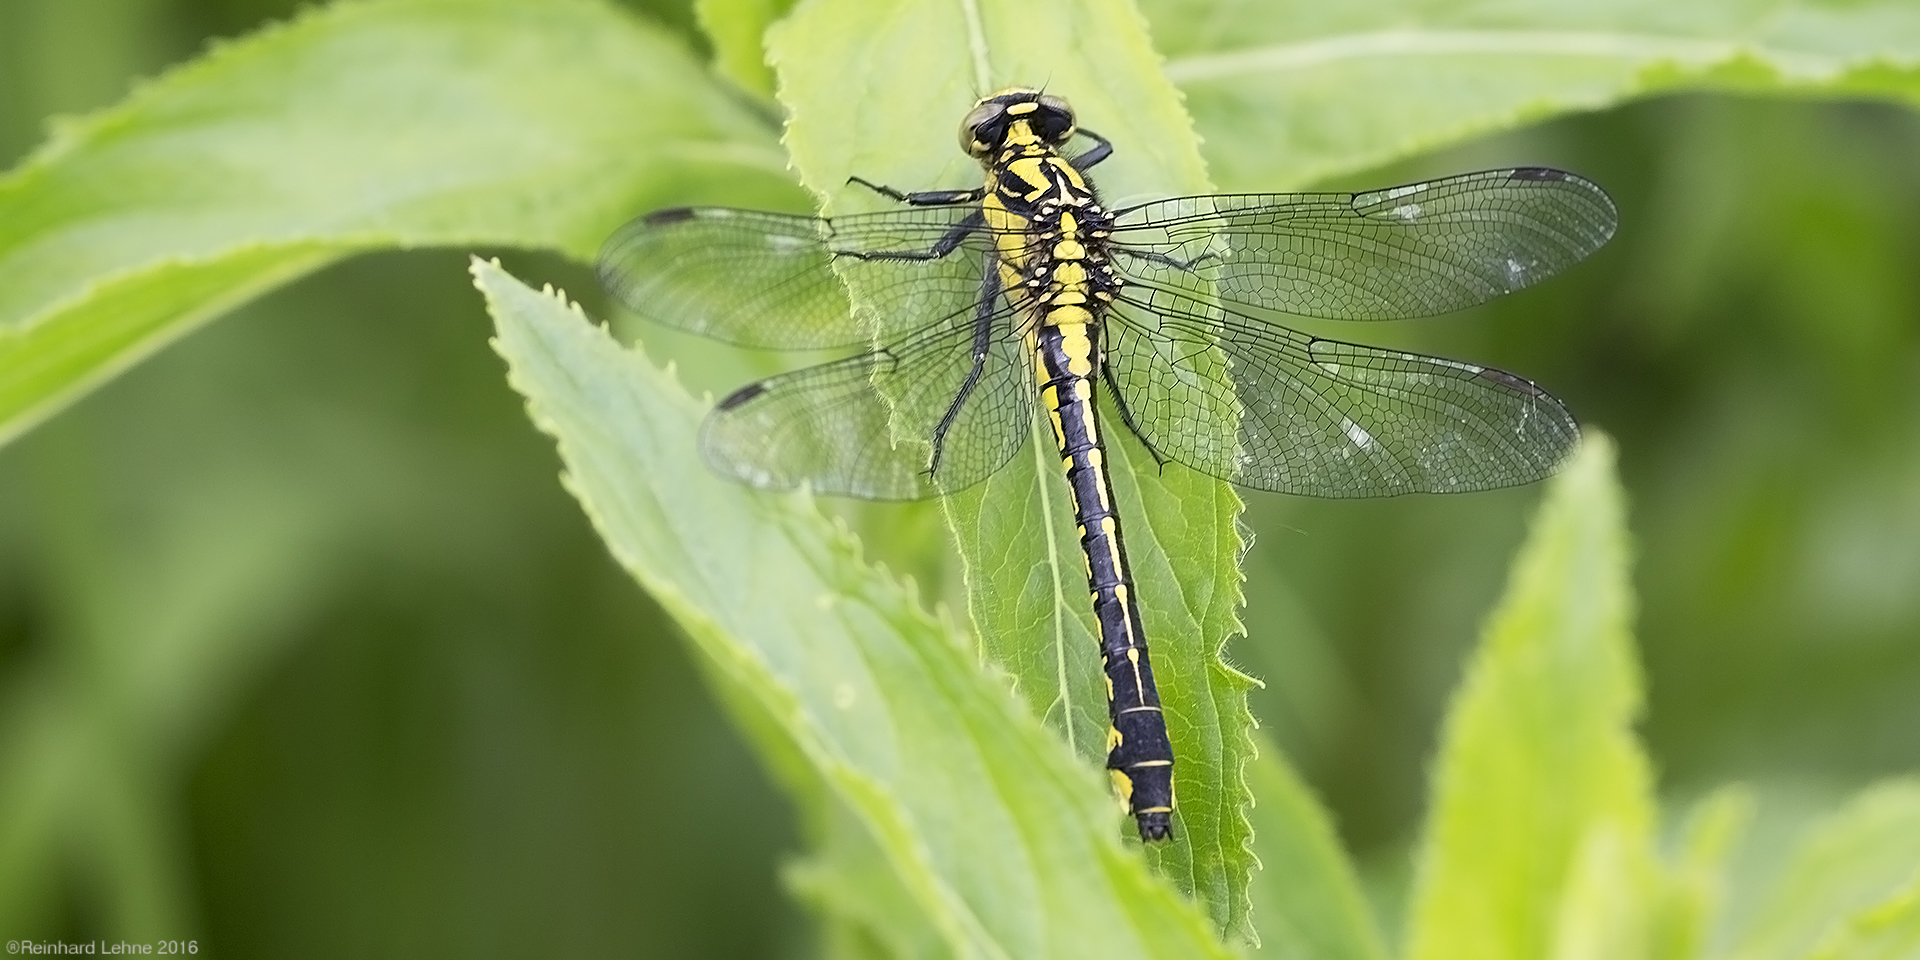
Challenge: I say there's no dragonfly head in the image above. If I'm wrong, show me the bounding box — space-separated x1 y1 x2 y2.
961 88 1076 160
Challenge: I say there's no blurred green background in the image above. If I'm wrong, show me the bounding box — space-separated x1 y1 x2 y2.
2 0 1917 956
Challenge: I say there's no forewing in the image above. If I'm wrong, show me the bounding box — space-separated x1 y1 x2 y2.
597 205 998 349
1109 168 1616 322
699 300 1033 500
1104 287 1578 497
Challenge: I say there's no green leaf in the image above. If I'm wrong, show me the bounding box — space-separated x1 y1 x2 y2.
0 0 805 447
1653 787 1755 960
713 649 958 960
784 793 959 960
1728 779 1920 960
478 259 1236 960
1801 875 1920 960
694 0 795 98
1244 739 1390 960
764 0 1259 939
1405 434 1660 960
1140 1 1920 189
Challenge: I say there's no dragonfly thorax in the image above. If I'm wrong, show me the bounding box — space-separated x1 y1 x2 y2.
976 115 1120 337
996 189 1121 337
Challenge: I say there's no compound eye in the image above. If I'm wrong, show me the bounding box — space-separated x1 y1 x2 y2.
1034 94 1077 142
959 102 1008 157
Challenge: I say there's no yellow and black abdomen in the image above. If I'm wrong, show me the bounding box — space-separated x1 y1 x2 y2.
1033 318 1176 842
985 119 1175 841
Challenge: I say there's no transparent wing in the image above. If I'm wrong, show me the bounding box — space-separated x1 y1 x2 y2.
597 205 1003 350
1104 285 1578 497
1108 168 1616 321
699 299 1033 500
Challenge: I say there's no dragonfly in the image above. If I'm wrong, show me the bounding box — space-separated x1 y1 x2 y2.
597 88 1617 842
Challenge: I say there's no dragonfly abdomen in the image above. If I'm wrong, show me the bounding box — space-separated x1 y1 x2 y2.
1035 319 1175 842
991 98 1175 841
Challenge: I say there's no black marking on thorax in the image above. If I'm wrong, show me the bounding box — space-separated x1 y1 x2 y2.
985 142 1122 327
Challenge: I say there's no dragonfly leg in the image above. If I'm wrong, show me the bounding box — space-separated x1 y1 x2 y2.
847 176 986 207
925 264 1005 478
836 212 985 264
1071 127 1113 171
